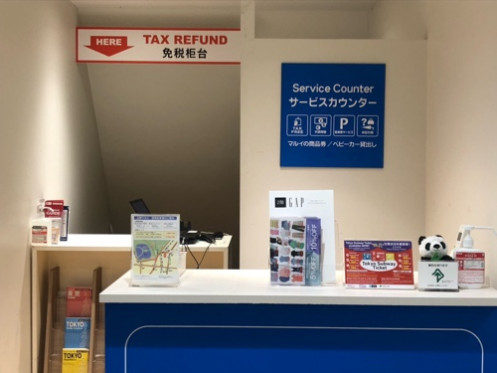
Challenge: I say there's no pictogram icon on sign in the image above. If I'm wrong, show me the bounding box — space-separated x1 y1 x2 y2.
310 115 332 136
333 115 355 137
286 115 308 136
357 115 379 137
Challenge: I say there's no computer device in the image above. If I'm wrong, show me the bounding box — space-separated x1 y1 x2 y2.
129 198 192 236
129 198 151 214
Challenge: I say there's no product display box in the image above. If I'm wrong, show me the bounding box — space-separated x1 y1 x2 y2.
64 317 91 349
131 214 182 286
62 349 88 373
270 217 321 286
344 240 414 289
66 287 92 317
418 261 458 291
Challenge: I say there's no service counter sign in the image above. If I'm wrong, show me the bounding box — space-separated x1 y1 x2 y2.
76 27 240 64
281 63 385 168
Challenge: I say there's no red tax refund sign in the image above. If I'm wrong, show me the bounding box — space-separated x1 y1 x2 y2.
76 27 241 64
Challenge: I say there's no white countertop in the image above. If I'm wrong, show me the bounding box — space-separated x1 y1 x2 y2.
33 233 231 252
100 269 497 307
34 234 132 251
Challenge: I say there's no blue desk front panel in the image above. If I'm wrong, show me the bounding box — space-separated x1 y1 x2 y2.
105 303 497 373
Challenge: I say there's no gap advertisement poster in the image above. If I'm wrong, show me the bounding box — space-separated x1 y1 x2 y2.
269 190 335 284
281 63 385 168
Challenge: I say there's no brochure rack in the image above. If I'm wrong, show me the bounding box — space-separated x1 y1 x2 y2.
42 266 58 373
41 266 104 373
89 267 103 373
31 234 230 373
31 235 131 373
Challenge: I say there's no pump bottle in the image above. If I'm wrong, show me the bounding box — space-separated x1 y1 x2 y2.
30 215 53 246
453 225 495 289
30 201 61 246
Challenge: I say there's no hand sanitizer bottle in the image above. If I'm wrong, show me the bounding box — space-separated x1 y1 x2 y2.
30 200 60 246
30 216 53 246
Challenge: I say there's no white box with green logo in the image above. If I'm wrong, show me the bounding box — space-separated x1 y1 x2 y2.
418 261 458 291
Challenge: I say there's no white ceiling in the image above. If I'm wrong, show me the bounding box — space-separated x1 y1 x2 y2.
71 0 377 17
71 0 376 9
72 0 377 30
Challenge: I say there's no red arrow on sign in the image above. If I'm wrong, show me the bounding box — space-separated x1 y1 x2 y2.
85 36 133 57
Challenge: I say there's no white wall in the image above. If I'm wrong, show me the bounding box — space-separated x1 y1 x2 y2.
369 0 427 40
371 0 497 287
240 5 427 269
0 2 111 371
424 1 497 286
255 4 371 39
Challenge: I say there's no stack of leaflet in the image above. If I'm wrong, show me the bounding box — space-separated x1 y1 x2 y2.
62 287 92 373
270 217 321 286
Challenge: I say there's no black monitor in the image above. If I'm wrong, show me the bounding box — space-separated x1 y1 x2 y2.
129 198 192 235
129 198 151 214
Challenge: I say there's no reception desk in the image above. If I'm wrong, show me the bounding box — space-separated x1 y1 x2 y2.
101 269 497 373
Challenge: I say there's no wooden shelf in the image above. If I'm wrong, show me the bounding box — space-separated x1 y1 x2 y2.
32 234 231 373
40 267 104 373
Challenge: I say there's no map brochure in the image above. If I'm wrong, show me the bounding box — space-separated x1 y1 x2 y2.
62 349 88 373
65 287 92 317
64 317 90 349
131 214 181 286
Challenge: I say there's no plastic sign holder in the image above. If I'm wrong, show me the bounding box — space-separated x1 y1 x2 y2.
418 261 458 291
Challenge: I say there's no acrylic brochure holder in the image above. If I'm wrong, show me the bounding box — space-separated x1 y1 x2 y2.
269 190 335 284
130 214 183 287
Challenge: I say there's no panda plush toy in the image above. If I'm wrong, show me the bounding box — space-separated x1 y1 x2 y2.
418 235 453 261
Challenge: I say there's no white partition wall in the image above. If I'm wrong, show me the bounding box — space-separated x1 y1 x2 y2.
0 2 111 372
370 1 497 289
240 5 427 270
